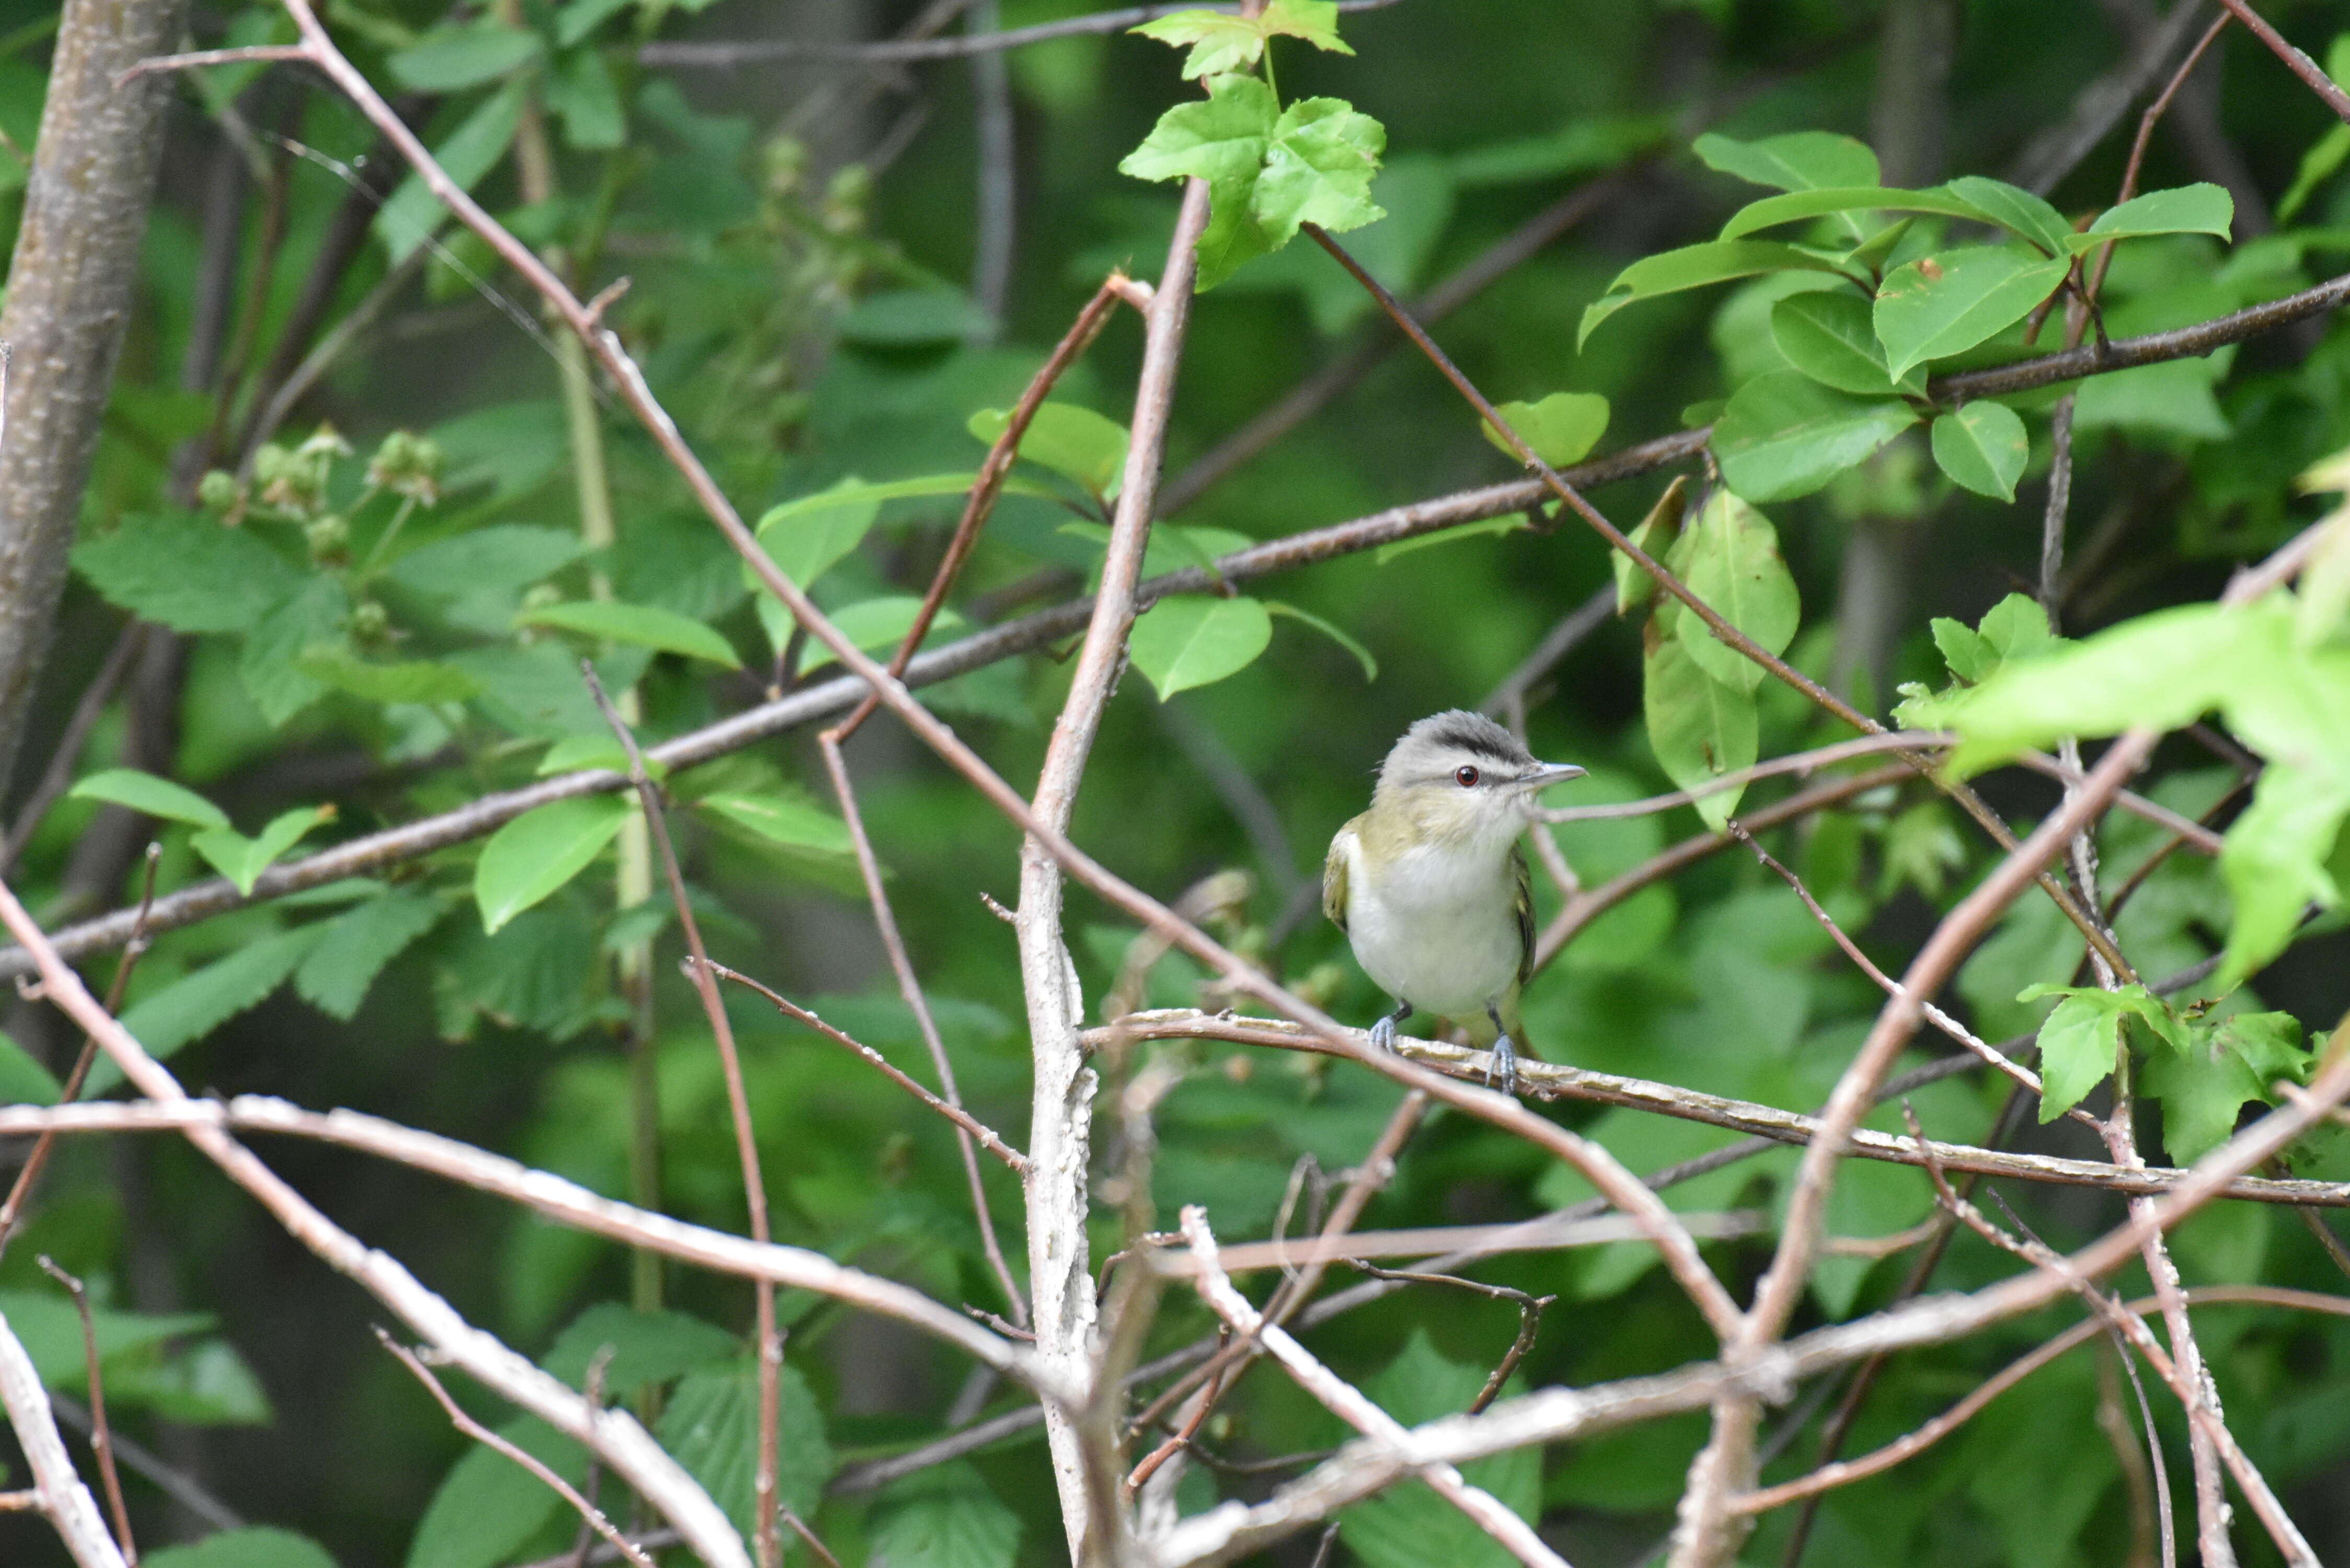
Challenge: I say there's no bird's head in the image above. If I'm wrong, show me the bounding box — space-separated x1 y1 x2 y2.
1370 710 1586 853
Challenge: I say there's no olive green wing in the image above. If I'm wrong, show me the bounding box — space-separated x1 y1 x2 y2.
1323 825 1356 935
1511 839 1535 988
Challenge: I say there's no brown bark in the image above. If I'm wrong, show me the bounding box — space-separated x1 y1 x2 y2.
0 0 191 791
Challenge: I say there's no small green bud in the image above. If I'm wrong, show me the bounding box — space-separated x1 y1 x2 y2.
350 599 389 641
197 469 240 513
305 513 350 562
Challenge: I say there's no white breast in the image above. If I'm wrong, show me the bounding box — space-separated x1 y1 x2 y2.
1341 831 1520 1019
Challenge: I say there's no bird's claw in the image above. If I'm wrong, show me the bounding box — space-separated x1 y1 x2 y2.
1369 1013 1398 1054
1486 1034 1519 1097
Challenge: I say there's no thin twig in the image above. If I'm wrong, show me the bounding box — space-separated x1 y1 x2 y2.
1 620 142 870
708 962 1025 1169
581 664 782 1568
1356 1266 1553 1414
0 1304 123 1567
2206 0 2350 122
37 1259 134 1565
377 1327 655 1568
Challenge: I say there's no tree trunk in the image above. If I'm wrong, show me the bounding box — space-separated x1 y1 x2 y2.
0 0 190 791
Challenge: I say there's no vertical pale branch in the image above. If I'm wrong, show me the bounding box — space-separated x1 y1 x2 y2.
0 1307 124 1568
1016 176 1209 1560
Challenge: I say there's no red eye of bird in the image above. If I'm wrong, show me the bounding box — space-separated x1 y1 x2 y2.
1455 765 1480 787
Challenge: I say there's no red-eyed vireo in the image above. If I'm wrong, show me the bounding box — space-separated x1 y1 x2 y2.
1322 710 1585 1096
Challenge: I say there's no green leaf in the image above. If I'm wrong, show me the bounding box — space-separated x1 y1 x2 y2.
540 1303 742 1396
517 599 742 668
1371 513 1529 565
2280 123 2350 223
1671 488 1800 693
388 20 542 91
1930 618 1990 684
1579 240 1852 348
535 733 644 777
1943 175 2073 256
1717 184 1989 240
870 1462 1023 1568
100 925 331 1091
1643 624 1756 830
1692 130 1880 192
1264 599 1377 680
791 596 969 671
386 523 588 601
836 289 994 345
71 511 304 633
2030 990 2126 1121
296 645 484 705
141 1528 339 1568
0 1030 60 1104
2072 357 2230 441
474 795 635 934
377 79 524 264
1770 289 1923 396
193 805 335 897
243 577 348 727
0 1289 214 1386
1931 400 2030 501
1121 72 1281 283
1873 246 2070 380
657 1362 832 1542
68 767 230 830
555 0 635 48
1710 370 1918 502
2073 183 2233 249
1616 475 1688 614
2217 763 2350 988
1340 1331 1538 1568
406 1414 582 1568
1480 391 1609 466
2144 1011 2313 1163
1130 0 1351 79
294 888 446 1021
105 1336 273 1425
751 475 1000 592
545 44 624 151
1127 594 1274 698
1251 95 1387 251
695 791 854 856
967 401 1130 502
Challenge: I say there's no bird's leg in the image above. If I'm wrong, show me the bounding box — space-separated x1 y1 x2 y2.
1483 1002 1518 1097
1369 997 1412 1054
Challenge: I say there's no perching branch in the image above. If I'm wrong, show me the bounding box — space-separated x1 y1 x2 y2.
0 1305 124 1568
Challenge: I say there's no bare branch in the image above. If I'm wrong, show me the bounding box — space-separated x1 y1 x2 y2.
377 1327 654 1568
2206 0 2350 122
0 1304 124 1567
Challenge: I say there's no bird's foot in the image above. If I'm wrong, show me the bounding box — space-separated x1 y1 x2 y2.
1486 1034 1519 1097
1369 999 1410 1054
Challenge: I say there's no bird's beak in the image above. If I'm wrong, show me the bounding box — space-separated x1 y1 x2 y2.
1516 763 1587 792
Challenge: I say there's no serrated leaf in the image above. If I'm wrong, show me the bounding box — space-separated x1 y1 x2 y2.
1120 72 1280 289
297 645 484 704
243 577 348 727
1672 489 1800 693
1580 240 1852 348
1643 624 1756 829
1692 130 1880 192
1253 95 1386 249
148 1527 337 1568
97 925 331 1092
1943 175 2073 256
968 402 1130 503
1128 595 1273 698
657 1362 831 1542
294 888 446 1021
695 791 854 856
540 1303 742 1395
1481 391 1609 466
71 512 304 633
1770 289 1923 396
518 598 740 667
1710 370 1918 502
1931 400 2030 501
1873 246 2071 380
1264 599 1376 680
1131 0 1349 78
474 795 635 933
193 804 335 897
870 1462 1023 1568
2144 1011 2312 1163
2031 990 2125 1122
2073 183 2233 249
68 767 230 830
